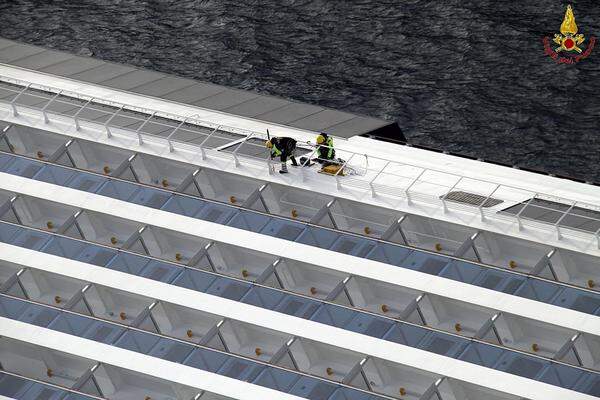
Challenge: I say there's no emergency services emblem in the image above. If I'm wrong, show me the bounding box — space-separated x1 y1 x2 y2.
543 5 595 64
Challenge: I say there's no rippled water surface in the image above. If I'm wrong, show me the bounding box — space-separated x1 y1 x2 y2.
0 0 599 181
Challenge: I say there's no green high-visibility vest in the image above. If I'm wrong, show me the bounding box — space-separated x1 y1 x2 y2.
271 144 282 157
325 137 334 159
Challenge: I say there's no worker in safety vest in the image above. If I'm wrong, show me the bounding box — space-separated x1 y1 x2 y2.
316 133 335 164
266 137 298 173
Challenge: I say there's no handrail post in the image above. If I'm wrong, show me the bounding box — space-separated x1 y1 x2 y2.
369 160 390 198
73 97 93 131
554 201 576 240
104 104 124 138
166 115 196 152
199 125 220 160
10 84 31 117
232 132 253 168
441 176 463 213
514 193 537 231
135 111 156 146
405 169 426 205
335 153 355 190
41 90 62 123
300 147 318 181
478 184 501 221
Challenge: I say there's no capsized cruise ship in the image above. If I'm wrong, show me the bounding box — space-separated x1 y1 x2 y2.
0 37 599 400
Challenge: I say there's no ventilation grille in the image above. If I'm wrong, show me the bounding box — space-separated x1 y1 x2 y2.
441 191 503 208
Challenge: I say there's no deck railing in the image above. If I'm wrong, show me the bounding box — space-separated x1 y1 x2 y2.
1 74 600 247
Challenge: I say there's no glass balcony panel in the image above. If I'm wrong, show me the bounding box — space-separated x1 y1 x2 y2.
328 235 377 258
493 352 548 380
64 172 108 193
172 269 217 293
217 358 265 382
259 218 306 241
310 304 357 329
252 367 300 393
33 164 79 187
289 376 338 399
204 242 276 281
148 338 195 363
128 153 197 190
64 139 133 175
572 373 600 397
115 330 161 354
226 210 270 233
416 331 469 357
195 203 238 225
439 260 484 284
128 187 171 209
240 286 286 309
458 342 504 368
205 277 252 301
2 125 68 160
0 337 94 389
195 169 263 205
96 180 141 202
41 236 117 266
383 323 430 348
105 252 149 275
0 373 34 398
18 269 85 307
438 379 522 400
361 358 439 399
325 198 401 239
0 222 21 243
493 314 576 358
514 279 563 303
344 276 420 317
296 226 339 250
399 251 451 275
138 260 181 283
538 363 584 391
150 302 222 343
365 243 411 267
219 320 289 361
474 232 552 273
471 270 527 295
2 157 43 178
342 313 395 339
276 259 347 300
160 195 206 218
418 295 494 336
551 249 600 290
400 215 475 256
274 294 321 319
259 183 333 222
183 348 229 373
138 227 210 264
11 229 51 251
288 339 363 382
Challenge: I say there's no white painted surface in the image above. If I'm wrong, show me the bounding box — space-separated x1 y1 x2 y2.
2 99 600 259
0 317 303 400
0 244 594 400
0 172 598 337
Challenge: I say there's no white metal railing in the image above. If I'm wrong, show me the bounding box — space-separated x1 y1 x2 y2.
2 74 600 247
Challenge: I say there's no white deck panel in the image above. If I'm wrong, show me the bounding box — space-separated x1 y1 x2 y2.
0 244 594 400
2 101 600 258
2 63 599 207
0 317 303 400
0 172 598 338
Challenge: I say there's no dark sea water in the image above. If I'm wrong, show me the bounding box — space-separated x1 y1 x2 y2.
0 1 599 181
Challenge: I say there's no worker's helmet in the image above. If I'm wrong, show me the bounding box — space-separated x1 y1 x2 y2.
316 135 325 144
265 140 273 148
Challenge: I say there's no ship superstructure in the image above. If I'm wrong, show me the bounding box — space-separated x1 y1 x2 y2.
0 38 599 400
